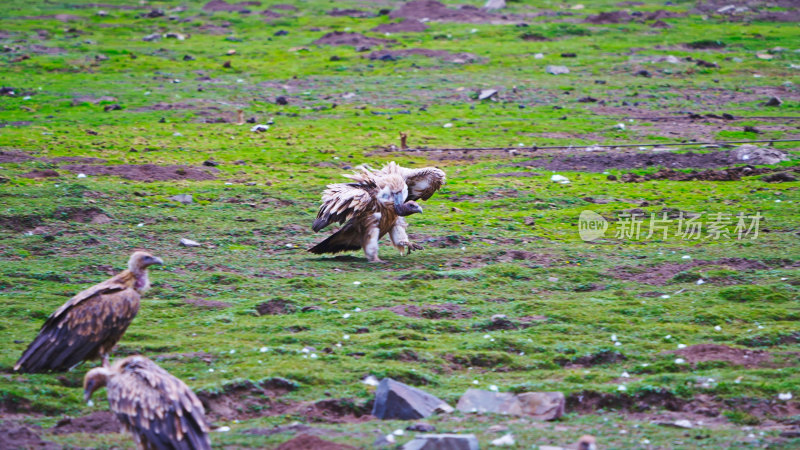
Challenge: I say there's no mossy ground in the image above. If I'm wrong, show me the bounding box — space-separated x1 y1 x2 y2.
0 0 798 448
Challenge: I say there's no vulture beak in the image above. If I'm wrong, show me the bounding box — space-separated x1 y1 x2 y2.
147 256 164 266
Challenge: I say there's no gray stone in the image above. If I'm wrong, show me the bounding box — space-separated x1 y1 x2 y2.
484 0 506 10
401 434 479 450
456 389 564 420
764 96 782 107
546 65 570 75
142 33 161 42
371 378 453 420
731 145 788 165
170 194 193 204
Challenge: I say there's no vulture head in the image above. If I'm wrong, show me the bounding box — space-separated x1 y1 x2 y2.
128 251 164 273
576 435 597 450
395 200 423 216
377 174 409 212
83 366 112 403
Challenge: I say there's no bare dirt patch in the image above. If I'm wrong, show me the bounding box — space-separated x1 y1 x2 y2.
514 150 744 172
496 250 552 265
289 399 374 424
60 164 218 182
256 298 296 315
183 298 233 309
556 350 627 368
385 303 473 319
198 378 298 421
0 214 43 232
0 423 58 450
327 9 371 18
367 48 478 63
621 165 798 182
611 258 770 286
50 411 121 435
389 0 514 24
668 344 771 368
0 150 33 163
584 11 631 24
203 0 260 13
372 20 428 33
52 207 109 224
313 32 395 48
276 434 357 450
19 169 60 178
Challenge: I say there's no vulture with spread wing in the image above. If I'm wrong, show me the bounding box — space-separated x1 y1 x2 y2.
84 355 211 450
14 251 163 373
309 162 445 262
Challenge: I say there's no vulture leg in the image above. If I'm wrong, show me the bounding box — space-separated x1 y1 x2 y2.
389 217 423 256
362 213 383 262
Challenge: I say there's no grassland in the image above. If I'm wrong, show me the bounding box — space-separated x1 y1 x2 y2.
0 0 798 448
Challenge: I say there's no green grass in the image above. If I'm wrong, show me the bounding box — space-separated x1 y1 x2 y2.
1 0 798 448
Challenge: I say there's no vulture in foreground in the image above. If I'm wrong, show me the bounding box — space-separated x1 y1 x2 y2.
14 251 163 373
310 162 445 262
84 355 211 450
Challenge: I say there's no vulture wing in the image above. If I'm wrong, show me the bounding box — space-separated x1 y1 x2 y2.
109 357 211 450
308 221 363 254
312 179 377 232
14 273 140 373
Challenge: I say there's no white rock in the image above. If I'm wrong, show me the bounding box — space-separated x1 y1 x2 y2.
478 89 498 100
215 426 231 432
259 347 269 353
393 429 404 436
546 65 570 75
697 279 705 285
489 385 499 392
443 123 453 128
618 385 627 391
674 419 693 429
250 124 270 132
661 295 670 299
353 281 361 285
77 173 87 178
778 392 793 401
342 313 351 319
491 434 515 446
675 358 686 364
180 238 201 247
714 325 722 331
614 342 621 347
611 334 618 341
534 53 544 59
678 344 687 349
621 372 630 378
614 123 625 130
363 375 380 386
550 174 570 184
682 255 691 259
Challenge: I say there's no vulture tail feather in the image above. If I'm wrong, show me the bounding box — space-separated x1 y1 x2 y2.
308 224 361 255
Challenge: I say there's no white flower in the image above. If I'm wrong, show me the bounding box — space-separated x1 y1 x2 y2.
208 368 214 372
229 349 235 354
472 380 479 385
621 372 630 378
682 255 691 259
614 342 622 347
778 392 793 401
489 385 499 392
215 426 231 432
259 347 269 353
354 307 361 312
443 123 453 128
675 358 686 364
661 295 670 299
310 353 318 359
353 281 361 285
362 375 379 386
665 335 672 339
483 334 491 339
697 279 705 285
614 123 626 130
393 429 404 436
550 174 570 184
714 325 722 331
137 223 144 227
611 334 618 342
342 313 351 319
77 173 87 178
678 344 686 349
301 348 310 353
343 335 350 340
618 385 627 391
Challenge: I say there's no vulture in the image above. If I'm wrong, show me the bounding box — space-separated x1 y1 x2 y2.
14 251 163 373
309 162 445 262
84 355 211 450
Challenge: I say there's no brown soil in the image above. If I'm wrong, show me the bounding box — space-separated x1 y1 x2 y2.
19 169 59 178
203 0 260 13
0 214 43 231
52 206 108 224
313 32 395 48
0 150 33 163
385 303 473 319
372 19 429 33
60 164 218 182
15 14 82 21
197 379 298 421
289 398 375 424
47 156 106 163
277 435 357 450
50 411 122 435
327 9 371 18
556 350 627 368
646 10 685 20
367 48 478 63
667 344 771 368
496 250 552 265
389 0 513 24
620 165 798 182
514 150 743 172
131 102 200 112
611 258 770 286
0 423 59 450
183 298 233 309
256 298 296 315
584 11 631 24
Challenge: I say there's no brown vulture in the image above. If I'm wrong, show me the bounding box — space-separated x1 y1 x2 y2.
84 355 211 450
309 161 445 262
14 251 163 373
